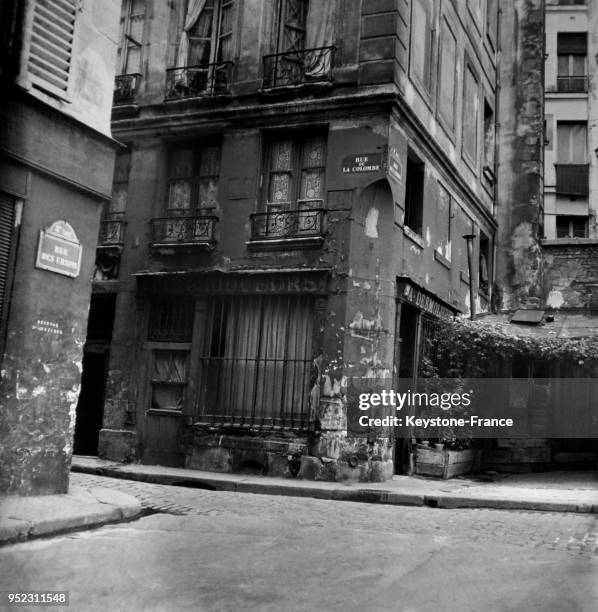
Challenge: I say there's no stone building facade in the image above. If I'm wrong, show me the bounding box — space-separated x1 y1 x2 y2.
84 0 500 481
0 0 121 494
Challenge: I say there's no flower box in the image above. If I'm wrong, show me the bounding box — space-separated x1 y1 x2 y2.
415 445 475 479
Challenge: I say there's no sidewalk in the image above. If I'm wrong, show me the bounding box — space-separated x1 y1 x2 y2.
72 456 598 515
0 484 142 545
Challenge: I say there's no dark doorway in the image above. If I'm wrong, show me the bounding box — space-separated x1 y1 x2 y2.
74 293 116 455
394 301 420 474
74 351 108 455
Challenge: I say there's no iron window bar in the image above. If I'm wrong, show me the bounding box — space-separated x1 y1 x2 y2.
150 214 218 246
262 46 335 89
98 213 127 246
556 76 588 93
165 62 234 99
113 73 142 105
250 206 325 240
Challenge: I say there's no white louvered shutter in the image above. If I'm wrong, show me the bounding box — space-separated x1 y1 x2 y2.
27 0 77 98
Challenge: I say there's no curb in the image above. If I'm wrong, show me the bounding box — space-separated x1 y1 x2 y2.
0 490 143 545
71 462 598 515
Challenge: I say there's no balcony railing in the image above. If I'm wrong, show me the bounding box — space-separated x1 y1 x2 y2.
150 214 217 247
250 206 325 241
113 73 141 105
555 164 589 197
557 75 588 93
165 62 233 100
98 214 126 246
262 46 335 89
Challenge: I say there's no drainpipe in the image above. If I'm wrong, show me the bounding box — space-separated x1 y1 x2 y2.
463 233 476 320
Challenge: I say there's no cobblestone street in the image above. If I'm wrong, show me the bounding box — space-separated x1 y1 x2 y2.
2 473 597 611
70 472 598 559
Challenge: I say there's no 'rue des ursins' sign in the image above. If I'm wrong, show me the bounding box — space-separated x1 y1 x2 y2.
36 220 82 278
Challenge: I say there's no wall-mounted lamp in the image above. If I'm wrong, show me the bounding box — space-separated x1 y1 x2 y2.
463 233 476 320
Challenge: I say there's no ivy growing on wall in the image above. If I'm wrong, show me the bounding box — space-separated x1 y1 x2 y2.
420 317 598 378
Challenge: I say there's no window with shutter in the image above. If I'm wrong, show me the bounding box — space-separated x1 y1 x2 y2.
27 0 77 99
0 195 18 361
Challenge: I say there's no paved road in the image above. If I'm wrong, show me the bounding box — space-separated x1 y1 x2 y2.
0 473 597 612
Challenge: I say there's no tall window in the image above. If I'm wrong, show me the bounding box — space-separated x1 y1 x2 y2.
437 18 457 132
486 0 498 47
117 0 145 75
110 150 131 215
478 231 490 294
557 122 587 164
167 146 221 214
264 136 326 213
462 64 480 165
483 99 495 172
273 0 308 54
557 33 587 93
177 0 234 68
436 183 451 261
198 294 314 428
404 152 425 236
27 0 77 98
410 0 434 93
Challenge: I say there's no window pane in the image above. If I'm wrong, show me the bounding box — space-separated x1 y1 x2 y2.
463 66 479 162
438 21 456 129
557 55 569 76
271 141 293 171
570 124 587 162
269 173 292 203
302 138 325 168
436 183 451 260
411 0 429 87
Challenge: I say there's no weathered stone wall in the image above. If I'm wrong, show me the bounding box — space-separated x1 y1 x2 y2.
543 242 598 309
496 0 545 310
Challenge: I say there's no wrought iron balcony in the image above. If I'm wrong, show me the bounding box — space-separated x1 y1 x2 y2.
556 76 588 93
250 207 325 243
262 46 335 89
555 164 589 197
113 73 141 105
165 62 233 100
150 214 217 248
98 214 126 247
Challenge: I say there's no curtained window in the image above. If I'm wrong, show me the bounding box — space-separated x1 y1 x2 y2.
198 294 314 427
462 65 480 165
167 146 221 213
437 18 457 132
176 0 234 68
118 0 145 75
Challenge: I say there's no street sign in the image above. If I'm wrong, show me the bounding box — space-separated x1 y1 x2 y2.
35 220 82 278
341 153 382 174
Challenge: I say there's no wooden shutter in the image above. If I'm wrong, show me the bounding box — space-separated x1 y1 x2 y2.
0 196 17 358
28 0 76 98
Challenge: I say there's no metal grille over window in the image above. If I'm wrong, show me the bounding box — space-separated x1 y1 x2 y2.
28 0 76 97
197 294 314 429
148 297 195 342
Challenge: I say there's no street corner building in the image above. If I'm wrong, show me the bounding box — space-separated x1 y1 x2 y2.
79 0 499 483
0 0 121 494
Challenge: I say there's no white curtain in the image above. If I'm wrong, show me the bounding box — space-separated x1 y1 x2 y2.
175 0 207 70
304 0 336 78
